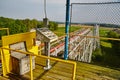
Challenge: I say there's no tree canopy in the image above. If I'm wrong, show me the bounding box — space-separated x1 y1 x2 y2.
0 17 58 39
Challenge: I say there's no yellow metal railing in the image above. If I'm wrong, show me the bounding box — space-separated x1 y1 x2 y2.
72 35 120 41
0 47 77 80
0 28 9 35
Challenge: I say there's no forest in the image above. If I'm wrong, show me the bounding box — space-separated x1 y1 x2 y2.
0 17 58 39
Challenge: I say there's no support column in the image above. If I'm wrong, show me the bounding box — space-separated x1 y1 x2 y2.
93 24 100 50
93 25 96 50
44 42 51 70
64 0 70 60
96 24 100 48
88 41 93 63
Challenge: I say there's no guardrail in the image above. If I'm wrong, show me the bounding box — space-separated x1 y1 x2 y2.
72 35 120 41
0 28 9 35
0 47 77 80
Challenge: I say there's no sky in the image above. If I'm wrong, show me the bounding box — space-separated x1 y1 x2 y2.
72 2 120 25
0 0 118 22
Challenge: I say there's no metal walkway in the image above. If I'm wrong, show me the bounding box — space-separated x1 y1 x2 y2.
49 26 99 63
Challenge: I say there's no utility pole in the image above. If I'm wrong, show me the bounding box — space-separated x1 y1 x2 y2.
64 0 70 60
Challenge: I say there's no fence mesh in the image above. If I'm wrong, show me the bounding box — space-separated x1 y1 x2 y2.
71 2 120 25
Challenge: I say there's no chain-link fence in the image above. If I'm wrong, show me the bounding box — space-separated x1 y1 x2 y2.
70 2 120 67
71 2 120 25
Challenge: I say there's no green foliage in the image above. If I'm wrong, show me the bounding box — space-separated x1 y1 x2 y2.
92 28 120 68
48 21 58 31
107 31 120 38
100 24 120 28
0 17 58 38
99 27 111 37
92 48 103 62
0 30 7 39
70 26 81 32
53 27 65 36
53 27 81 37
107 31 120 56
37 22 44 28
37 21 58 31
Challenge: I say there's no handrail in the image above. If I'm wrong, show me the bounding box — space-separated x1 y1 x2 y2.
0 47 76 80
71 35 120 41
0 28 9 35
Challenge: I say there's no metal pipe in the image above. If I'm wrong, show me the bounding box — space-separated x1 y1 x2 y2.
1 47 77 79
64 0 70 60
44 0 47 18
29 55 33 80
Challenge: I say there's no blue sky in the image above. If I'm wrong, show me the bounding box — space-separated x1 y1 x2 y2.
0 0 117 22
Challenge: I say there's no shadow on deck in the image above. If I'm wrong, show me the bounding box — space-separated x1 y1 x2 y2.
0 57 73 80
0 57 120 80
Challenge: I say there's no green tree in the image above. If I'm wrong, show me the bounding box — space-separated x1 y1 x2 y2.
37 22 44 28
49 21 58 31
0 17 58 37
107 30 120 56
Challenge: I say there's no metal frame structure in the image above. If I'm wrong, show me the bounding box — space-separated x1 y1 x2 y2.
1 47 77 80
50 27 97 63
69 27 94 62
0 28 9 67
0 28 9 35
36 28 58 70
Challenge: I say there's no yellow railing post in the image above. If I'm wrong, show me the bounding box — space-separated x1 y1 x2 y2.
1 48 7 77
6 28 9 35
39 45 41 55
1 47 77 79
0 28 9 36
29 55 33 80
73 63 77 80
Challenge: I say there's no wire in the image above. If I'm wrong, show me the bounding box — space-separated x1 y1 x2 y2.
44 0 47 18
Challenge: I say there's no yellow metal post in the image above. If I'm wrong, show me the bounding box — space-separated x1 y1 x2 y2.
6 28 9 35
29 55 33 80
73 63 77 80
1 47 77 79
0 28 9 76
39 45 41 55
1 49 7 77
0 28 9 35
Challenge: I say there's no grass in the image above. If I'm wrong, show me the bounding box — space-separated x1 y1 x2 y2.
100 40 120 69
53 26 81 37
100 40 112 48
93 27 120 69
99 27 112 37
